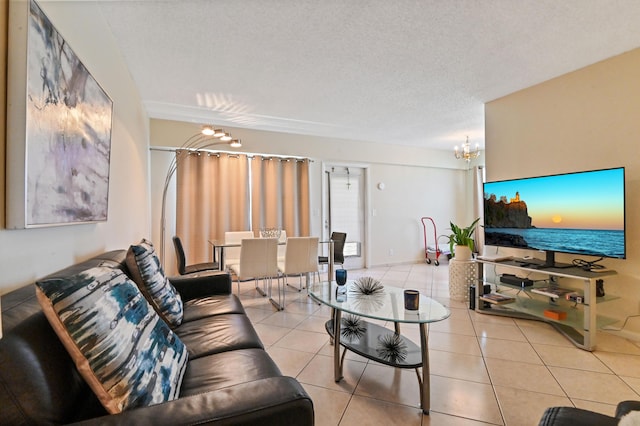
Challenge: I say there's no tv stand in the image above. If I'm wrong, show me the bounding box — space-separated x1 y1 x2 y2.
475 258 617 351
534 262 574 270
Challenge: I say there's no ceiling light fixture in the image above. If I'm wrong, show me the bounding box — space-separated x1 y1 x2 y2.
230 139 242 148
454 136 480 162
212 128 226 138
220 132 232 142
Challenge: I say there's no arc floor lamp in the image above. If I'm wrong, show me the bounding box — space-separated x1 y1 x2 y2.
159 125 242 265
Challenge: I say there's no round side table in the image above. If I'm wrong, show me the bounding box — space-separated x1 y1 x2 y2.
449 259 477 301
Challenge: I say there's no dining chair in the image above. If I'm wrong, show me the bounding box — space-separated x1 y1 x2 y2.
259 229 287 261
278 237 319 292
227 238 282 310
318 232 347 269
223 231 255 271
172 236 219 275
277 230 287 261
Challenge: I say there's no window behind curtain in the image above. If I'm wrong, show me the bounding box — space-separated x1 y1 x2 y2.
176 152 311 264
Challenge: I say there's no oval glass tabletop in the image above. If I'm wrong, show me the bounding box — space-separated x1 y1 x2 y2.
309 280 450 324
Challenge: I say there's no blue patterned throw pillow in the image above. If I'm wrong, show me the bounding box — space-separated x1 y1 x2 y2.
126 239 184 327
36 266 188 414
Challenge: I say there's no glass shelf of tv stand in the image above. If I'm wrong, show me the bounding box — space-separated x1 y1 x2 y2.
479 257 617 279
489 280 620 304
480 284 618 329
476 258 618 350
480 299 618 349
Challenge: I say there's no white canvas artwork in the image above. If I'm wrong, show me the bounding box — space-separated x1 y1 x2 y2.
7 0 113 227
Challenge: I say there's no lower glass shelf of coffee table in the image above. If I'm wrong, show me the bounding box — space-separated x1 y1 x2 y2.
325 319 422 368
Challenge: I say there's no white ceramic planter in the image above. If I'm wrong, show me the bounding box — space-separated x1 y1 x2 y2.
454 245 472 261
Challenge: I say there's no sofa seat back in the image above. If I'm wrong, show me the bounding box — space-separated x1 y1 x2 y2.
0 250 128 425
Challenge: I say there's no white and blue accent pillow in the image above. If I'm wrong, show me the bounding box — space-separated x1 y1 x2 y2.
36 266 188 414
126 239 184 327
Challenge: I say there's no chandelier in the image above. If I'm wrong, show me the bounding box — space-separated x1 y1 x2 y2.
454 136 480 162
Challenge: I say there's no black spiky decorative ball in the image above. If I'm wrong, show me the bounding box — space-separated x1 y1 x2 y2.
376 333 407 362
340 315 366 340
353 277 384 295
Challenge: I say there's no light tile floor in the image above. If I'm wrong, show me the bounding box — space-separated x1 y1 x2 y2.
236 262 640 426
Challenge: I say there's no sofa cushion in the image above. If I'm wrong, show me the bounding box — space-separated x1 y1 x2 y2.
179 348 282 396
35 266 188 414
175 313 263 359
126 239 184 327
182 294 246 323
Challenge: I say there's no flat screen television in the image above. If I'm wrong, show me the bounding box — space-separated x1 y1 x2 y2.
483 167 625 268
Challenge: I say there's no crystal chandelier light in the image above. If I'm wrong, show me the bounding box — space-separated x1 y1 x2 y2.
454 136 480 162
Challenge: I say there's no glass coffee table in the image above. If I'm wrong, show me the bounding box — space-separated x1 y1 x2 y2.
309 280 450 414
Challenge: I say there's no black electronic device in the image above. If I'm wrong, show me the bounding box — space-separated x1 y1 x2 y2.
469 285 476 310
500 273 534 287
566 292 584 304
481 284 492 308
483 167 626 267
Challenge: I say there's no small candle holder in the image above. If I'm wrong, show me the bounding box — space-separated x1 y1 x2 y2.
336 269 347 295
404 289 420 310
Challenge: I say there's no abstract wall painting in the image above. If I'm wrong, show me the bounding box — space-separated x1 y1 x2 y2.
6 0 113 228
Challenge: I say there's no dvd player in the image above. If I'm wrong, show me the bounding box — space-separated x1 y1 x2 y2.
500 273 534 287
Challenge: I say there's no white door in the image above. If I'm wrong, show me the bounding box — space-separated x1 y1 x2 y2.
323 165 366 269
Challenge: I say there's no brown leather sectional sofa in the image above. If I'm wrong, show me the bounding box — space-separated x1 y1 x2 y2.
0 250 314 425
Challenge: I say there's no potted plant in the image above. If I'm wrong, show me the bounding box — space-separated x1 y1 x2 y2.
447 217 480 261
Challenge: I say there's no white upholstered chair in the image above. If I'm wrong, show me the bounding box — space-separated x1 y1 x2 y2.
277 237 319 291
259 229 287 261
223 231 255 271
228 238 282 310
276 230 287 262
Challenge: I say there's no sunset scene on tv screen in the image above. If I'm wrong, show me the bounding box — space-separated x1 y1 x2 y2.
484 168 624 230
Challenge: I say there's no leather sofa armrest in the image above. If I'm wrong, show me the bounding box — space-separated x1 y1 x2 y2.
69 377 314 426
616 400 640 418
169 271 232 301
538 406 618 426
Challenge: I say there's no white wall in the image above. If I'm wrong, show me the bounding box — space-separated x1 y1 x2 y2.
0 2 150 293
485 48 640 339
0 1 477 291
367 162 468 265
149 119 477 274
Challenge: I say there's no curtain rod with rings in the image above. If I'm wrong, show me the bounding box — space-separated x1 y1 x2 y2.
150 146 313 162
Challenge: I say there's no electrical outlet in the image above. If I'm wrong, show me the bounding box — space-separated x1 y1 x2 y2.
389 248 394 256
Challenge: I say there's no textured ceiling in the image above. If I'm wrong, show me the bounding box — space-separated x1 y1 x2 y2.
68 1 640 150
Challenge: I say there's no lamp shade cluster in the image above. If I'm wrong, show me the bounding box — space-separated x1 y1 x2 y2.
201 125 241 148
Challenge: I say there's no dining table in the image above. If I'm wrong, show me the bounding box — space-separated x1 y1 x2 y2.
208 237 336 284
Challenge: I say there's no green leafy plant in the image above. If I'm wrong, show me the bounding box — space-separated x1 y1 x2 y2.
448 217 480 256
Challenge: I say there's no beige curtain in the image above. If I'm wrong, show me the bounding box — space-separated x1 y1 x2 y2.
297 160 311 236
176 151 310 264
251 156 311 236
176 151 249 264
473 165 485 255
